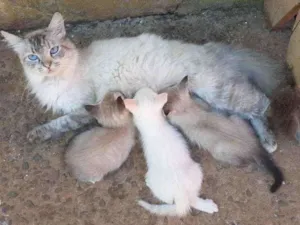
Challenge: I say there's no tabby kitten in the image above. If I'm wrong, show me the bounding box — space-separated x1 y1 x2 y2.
164 77 284 192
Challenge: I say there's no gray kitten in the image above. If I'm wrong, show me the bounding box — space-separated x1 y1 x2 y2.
163 77 284 193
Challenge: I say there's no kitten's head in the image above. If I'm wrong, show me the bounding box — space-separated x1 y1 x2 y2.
84 91 131 128
123 87 168 118
1 12 77 77
162 76 193 115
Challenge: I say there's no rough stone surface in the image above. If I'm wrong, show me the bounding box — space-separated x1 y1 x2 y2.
0 4 300 225
176 0 262 14
0 0 181 30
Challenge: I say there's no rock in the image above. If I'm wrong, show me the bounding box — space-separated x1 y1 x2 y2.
24 200 35 208
32 154 42 162
7 191 18 198
22 161 29 170
42 194 51 201
246 189 252 197
99 199 106 207
0 0 182 30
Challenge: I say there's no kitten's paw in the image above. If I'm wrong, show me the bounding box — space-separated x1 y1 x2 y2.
201 199 219 214
27 126 52 143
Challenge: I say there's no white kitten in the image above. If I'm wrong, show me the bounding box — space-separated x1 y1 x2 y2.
124 87 218 217
65 92 135 183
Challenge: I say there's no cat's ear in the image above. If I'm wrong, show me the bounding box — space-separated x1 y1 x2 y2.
1 31 25 54
116 96 125 110
84 104 98 116
113 91 124 100
112 92 126 110
124 99 137 113
179 76 188 90
155 93 168 106
48 12 66 39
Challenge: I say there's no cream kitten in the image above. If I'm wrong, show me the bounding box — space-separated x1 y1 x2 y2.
65 92 135 183
1 12 279 153
124 87 218 217
164 77 284 193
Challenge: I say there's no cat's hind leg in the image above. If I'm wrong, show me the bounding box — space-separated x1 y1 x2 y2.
27 111 95 142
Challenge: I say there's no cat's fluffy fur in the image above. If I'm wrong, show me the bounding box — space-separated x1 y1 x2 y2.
65 92 135 183
124 87 218 217
164 77 284 193
1 12 279 152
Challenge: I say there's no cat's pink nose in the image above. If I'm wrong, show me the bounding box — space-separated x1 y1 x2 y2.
44 61 52 72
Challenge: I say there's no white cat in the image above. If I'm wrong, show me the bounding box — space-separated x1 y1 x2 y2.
0 12 279 152
124 87 218 217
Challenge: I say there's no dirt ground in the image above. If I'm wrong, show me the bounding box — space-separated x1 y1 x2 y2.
0 4 300 225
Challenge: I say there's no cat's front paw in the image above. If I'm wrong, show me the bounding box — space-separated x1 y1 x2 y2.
27 126 52 143
201 199 219 214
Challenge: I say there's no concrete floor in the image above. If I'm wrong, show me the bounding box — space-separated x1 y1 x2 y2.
0 4 299 225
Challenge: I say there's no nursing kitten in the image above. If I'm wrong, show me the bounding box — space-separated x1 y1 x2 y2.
124 87 218 217
65 92 135 183
1 12 279 153
163 77 284 193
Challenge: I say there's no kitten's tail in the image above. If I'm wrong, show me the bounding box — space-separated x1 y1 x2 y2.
270 86 300 144
137 191 191 217
255 150 284 193
138 196 218 217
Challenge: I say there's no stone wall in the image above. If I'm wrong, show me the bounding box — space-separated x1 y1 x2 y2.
0 0 261 30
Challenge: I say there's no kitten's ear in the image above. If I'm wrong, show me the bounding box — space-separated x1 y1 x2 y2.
113 91 124 100
179 76 188 90
48 12 66 39
116 96 125 110
124 99 137 113
155 93 168 106
84 104 98 116
1 31 25 54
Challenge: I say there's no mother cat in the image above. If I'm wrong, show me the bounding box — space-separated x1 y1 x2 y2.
1 12 281 152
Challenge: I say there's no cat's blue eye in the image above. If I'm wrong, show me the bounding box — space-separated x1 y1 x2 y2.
28 54 39 61
50 46 59 56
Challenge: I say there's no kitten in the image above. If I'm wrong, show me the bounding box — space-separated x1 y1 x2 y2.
124 87 218 217
65 92 135 183
1 12 279 153
163 77 284 193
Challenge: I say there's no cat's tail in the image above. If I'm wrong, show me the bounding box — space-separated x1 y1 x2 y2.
137 190 191 217
270 86 300 144
255 150 284 193
137 196 218 217
137 200 187 217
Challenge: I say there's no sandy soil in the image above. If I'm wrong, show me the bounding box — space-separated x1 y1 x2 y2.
0 4 299 225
